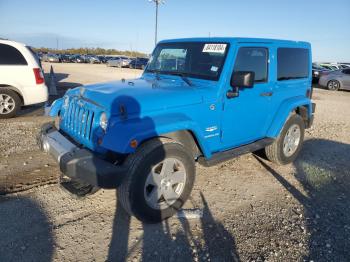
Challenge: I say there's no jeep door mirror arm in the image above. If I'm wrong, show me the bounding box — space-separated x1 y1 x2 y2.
227 71 255 99
226 86 240 98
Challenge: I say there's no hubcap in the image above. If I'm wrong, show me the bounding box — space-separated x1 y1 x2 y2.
144 158 186 210
283 124 301 157
328 81 339 90
0 94 15 114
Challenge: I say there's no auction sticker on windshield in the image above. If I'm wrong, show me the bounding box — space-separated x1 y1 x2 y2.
202 43 227 53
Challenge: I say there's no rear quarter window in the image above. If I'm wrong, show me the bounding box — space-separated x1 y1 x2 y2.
0 43 28 65
277 48 309 81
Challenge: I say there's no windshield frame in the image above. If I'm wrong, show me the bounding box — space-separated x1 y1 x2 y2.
145 41 230 81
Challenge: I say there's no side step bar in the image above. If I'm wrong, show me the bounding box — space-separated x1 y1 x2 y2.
198 138 274 167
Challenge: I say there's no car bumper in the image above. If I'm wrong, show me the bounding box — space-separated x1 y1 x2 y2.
38 123 126 188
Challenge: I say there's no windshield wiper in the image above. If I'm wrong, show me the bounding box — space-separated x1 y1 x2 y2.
146 69 161 80
167 72 194 87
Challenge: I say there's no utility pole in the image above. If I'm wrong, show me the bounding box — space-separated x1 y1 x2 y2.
149 0 165 46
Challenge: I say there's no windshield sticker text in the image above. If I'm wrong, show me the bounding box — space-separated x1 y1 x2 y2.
203 44 227 54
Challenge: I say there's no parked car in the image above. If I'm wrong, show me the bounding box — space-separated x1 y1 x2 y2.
98 56 108 63
41 37 315 223
0 40 48 118
86 56 101 64
42 53 60 63
319 68 350 91
129 57 149 69
312 63 330 83
60 54 72 63
106 56 131 67
70 55 86 63
339 64 350 69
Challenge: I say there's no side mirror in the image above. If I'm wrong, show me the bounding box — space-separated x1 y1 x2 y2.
230 71 255 88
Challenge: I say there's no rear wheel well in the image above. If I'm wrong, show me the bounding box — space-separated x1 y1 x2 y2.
295 105 309 126
0 85 24 106
160 130 202 160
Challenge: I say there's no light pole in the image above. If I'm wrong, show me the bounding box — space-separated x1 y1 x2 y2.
149 0 165 46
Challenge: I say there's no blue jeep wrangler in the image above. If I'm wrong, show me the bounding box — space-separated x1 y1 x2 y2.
40 38 315 223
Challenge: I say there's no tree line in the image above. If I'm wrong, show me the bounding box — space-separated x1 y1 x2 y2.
33 47 148 57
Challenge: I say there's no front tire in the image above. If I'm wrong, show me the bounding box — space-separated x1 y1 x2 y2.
0 89 21 119
118 138 195 223
265 114 305 165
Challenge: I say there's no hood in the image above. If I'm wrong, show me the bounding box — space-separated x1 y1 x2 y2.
67 77 212 116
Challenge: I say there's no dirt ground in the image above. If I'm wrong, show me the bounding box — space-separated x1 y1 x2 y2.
0 62 350 262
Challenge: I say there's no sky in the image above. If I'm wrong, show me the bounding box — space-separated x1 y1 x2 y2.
0 0 349 62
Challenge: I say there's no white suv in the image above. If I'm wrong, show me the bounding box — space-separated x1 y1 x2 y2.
0 39 48 118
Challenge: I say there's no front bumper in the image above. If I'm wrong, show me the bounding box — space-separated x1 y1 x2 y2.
38 123 126 188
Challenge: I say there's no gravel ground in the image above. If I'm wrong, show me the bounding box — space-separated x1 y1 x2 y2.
0 63 350 261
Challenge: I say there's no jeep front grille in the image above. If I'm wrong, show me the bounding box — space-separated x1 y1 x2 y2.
61 98 95 144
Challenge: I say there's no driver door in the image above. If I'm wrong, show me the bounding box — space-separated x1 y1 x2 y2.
221 45 273 149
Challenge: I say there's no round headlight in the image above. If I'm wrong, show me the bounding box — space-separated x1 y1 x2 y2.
100 112 108 131
63 96 69 108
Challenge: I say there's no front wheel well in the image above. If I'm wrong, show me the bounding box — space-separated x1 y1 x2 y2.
159 130 203 160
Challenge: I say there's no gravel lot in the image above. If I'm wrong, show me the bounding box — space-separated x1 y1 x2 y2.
0 62 349 261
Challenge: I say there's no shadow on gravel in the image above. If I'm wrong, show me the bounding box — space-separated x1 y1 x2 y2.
107 192 240 261
0 196 54 262
256 139 350 261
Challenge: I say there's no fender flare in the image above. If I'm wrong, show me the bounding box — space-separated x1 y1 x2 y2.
266 96 313 138
48 98 63 117
101 113 211 157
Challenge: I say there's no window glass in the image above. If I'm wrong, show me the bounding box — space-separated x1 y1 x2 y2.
233 47 268 83
277 48 309 81
146 42 229 81
342 69 350 75
0 44 27 65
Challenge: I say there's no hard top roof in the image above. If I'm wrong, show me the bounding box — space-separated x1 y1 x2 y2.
159 37 310 48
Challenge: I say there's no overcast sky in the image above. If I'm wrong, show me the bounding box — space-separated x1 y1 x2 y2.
1 0 349 62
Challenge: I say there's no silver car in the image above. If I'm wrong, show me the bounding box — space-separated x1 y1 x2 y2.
319 68 350 91
42 53 60 63
106 56 131 67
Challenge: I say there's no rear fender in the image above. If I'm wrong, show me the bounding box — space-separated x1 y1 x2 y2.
267 96 312 138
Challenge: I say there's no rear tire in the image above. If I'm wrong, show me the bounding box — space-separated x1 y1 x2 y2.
327 80 340 91
265 114 305 165
118 138 195 223
0 89 21 119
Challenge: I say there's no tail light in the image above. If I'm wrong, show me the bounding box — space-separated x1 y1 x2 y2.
33 68 44 84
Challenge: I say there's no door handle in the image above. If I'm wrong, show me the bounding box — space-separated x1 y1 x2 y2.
260 92 273 97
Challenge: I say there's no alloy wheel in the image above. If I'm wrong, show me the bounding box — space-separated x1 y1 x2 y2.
144 158 186 210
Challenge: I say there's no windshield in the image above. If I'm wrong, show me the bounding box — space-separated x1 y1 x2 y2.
145 42 229 81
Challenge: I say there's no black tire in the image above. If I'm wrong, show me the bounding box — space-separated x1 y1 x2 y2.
327 80 341 91
0 89 21 119
265 114 305 165
118 138 195 223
